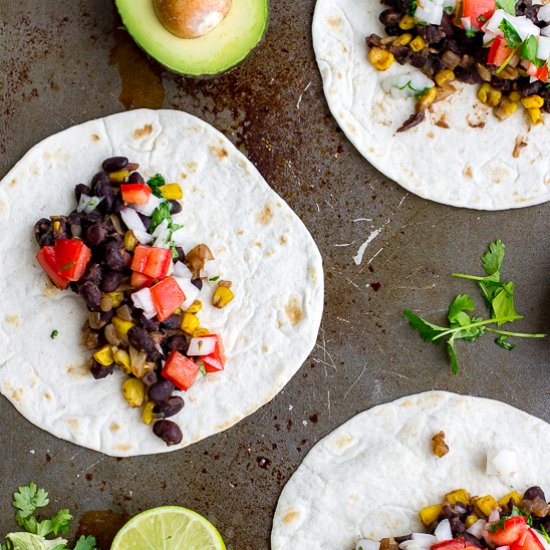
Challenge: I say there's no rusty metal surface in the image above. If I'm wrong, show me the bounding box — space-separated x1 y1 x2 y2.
1 1 549 548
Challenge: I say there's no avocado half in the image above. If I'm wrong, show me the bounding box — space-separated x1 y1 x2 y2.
115 0 269 77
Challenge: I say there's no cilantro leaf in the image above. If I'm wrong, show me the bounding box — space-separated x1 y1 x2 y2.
13 484 49 523
538 525 550 544
146 174 165 198
73 536 99 550
481 239 505 276
448 294 475 325
50 330 58 340
520 35 541 65
496 0 517 14
149 201 172 233
465 28 478 38
499 20 522 48
403 309 447 341
496 335 516 350
447 337 460 375
406 0 417 16
491 281 522 325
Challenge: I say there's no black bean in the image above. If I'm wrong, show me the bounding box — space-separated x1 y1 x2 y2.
39 233 55 247
91 171 109 190
449 517 465 536
153 397 185 418
148 379 175 403
74 183 91 202
112 195 125 215
388 45 411 65
137 312 160 332
366 34 382 48
142 371 159 388
463 533 483 548
102 157 128 173
160 314 182 330
104 246 131 272
34 218 52 245
82 263 103 285
128 326 155 353
191 278 203 291
174 246 185 263
85 223 109 247
137 213 151 231
169 200 182 215
100 309 115 323
80 281 103 309
100 270 123 292
81 210 102 227
525 486 546 502
418 24 446 45
90 361 114 379
153 420 182 446
410 52 428 68
128 171 145 183
385 23 401 36
379 9 402 25
163 334 188 353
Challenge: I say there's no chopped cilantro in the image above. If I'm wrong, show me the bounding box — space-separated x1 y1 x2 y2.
499 19 522 48
198 361 207 376
209 275 220 282
520 35 543 66
59 262 74 271
416 20 429 25
50 330 59 340
146 173 166 198
149 201 172 233
539 524 550 543
477 14 487 23
496 0 518 15
444 5 454 13
398 81 432 96
465 28 478 38
406 0 417 16
496 335 515 350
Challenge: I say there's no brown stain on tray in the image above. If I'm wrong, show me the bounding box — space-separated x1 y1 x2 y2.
76 510 129 549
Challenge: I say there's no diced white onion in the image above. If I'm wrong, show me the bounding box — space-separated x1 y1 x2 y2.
152 218 169 238
411 533 437 549
486 448 518 477
467 519 487 538
188 336 216 356
530 75 539 82
173 276 200 310
462 16 472 30
84 195 104 214
399 541 422 550
434 519 453 542
415 0 444 25
442 0 456 13
488 509 500 523
356 540 380 550
537 35 550 59
539 3 550 22
131 288 157 319
77 194 92 213
173 261 193 279
483 10 540 40
483 9 506 34
133 229 154 245
203 356 223 371
132 194 162 216
171 227 186 246
153 226 172 249
382 72 435 98
496 546 511 550
121 208 146 233
542 25 550 37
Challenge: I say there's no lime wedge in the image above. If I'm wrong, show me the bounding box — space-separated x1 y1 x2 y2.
110 506 226 550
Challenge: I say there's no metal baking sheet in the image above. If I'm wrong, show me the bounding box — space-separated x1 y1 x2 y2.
1 1 549 548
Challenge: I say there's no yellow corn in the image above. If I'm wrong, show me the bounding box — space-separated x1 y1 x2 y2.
193 327 210 337
528 107 543 124
108 169 130 182
435 69 456 87
181 313 200 335
112 316 134 337
53 220 61 232
465 515 480 529
410 35 426 53
474 495 499 518
93 345 114 367
393 33 413 46
419 504 443 528
212 286 234 308
113 349 131 374
367 47 395 71
499 491 522 508
521 95 544 109
122 378 145 408
494 97 518 120
184 300 202 314
417 87 437 111
399 15 416 29
445 489 470 506
124 230 139 252
509 91 521 102
159 183 183 200
107 291 124 309
142 401 156 425
477 83 501 107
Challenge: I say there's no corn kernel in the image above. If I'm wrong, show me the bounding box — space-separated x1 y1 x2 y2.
122 378 145 408
465 515 479 528
410 35 426 53
474 495 499 518
477 83 501 107
112 316 134 337
399 15 416 29
114 349 131 374
528 107 543 124
53 220 61 232
212 286 234 308
521 94 544 109
417 87 437 111
159 183 183 200
494 98 518 120
193 328 210 337
107 291 124 309
93 345 114 366
498 491 522 508
181 313 200 335
435 69 456 88
184 300 202 314
477 83 490 105
124 230 139 252
367 47 395 71
109 169 130 182
419 504 443 527
445 489 470 506
142 401 156 425
509 91 521 102
393 33 413 46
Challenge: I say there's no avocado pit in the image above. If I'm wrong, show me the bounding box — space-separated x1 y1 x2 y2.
153 0 232 39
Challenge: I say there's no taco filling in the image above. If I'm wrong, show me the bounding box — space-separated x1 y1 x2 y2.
33 156 233 446
357 486 550 550
366 0 550 131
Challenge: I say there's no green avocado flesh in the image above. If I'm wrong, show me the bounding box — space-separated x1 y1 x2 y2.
115 0 269 77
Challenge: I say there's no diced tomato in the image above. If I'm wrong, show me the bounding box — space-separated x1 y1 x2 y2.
131 245 172 280
511 529 545 550
54 238 91 282
36 246 70 290
130 271 155 288
527 62 549 83
486 516 528 547
432 539 465 550
150 276 185 321
120 183 152 205
458 0 496 28
201 334 226 373
488 36 514 66
161 350 200 391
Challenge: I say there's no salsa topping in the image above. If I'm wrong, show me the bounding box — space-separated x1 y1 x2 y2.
33 157 235 446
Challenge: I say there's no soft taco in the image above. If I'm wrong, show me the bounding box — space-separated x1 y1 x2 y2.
271 391 550 549
312 0 550 209
0 109 324 456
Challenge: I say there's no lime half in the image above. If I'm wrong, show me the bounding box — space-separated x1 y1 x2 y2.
110 506 226 550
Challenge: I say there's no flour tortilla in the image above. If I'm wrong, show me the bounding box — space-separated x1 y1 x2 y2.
312 0 550 209
272 391 550 549
0 109 324 456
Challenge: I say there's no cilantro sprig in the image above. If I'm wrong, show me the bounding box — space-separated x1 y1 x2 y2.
146 173 165 198
404 240 546 373
496 0 518 15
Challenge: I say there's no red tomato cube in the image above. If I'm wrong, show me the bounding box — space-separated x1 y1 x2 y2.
131 245 172 280
488 36 514 66
162 350 200 391
36 246 70 290
432 539 465 550
487 516 528 546
512 529 545 550
150 276 186 321
130 271 155 288
202 333 226 373
120 183 152 205
54 238 91 281
459 0 496 28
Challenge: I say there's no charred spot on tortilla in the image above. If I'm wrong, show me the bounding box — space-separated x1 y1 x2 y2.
8 178 17 188
283 509 300 524
432 431 449 457
257 204 274 225
210 145 229 160
91 134 101 142
285 298 303 326
132 124 153 139
463 165 474 179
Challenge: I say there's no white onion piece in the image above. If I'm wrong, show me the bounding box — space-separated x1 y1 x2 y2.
411 533 437 548
510 16 540 40
188 336 217 356
539 3 550 22
131 288 157 319
382 72 434 98
442 0 456 13
486 448 519 477
496 546 511 550
173 261 193 279
153 226 172 249
434 519 453 542
462 16 472 30
542 25 550 37
121 208 146 233
488 509 500 523
530 75 539 83
133 194 162 216
356 540 380 550
133 229 154 245
84 196 104 214
171 227 186 246
537 35 550 59
77 194 92 213
174 276 200 310
399 541 422 550
415 0 444 25
152 218 169 238
467 519 487 538
483 9 506 35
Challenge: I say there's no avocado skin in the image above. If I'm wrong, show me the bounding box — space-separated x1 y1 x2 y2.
115 0 269 78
